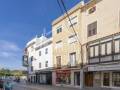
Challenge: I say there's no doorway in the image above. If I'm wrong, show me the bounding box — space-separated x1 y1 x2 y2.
85 72 93 87
74 72 80 86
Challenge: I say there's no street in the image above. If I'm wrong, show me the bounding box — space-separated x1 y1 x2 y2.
13 83 80 90
12 83 116 90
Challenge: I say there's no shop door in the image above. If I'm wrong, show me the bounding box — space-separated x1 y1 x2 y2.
74 72 80 86
85 72 93 87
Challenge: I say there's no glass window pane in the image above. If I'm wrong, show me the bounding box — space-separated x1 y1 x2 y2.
106 42 112 55
103 73 110 86
112 72 120 87
90 47 94 57
95 46 99 56
101 44 106 55
115 40 120 53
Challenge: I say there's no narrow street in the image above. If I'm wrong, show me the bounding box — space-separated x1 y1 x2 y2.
13 83 80 90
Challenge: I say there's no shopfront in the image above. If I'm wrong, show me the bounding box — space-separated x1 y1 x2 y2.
88 64 120 88
35 71 52 85
56 70 71 85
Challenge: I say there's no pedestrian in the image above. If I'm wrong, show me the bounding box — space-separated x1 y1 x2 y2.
4 81 13 90
0 79 4 90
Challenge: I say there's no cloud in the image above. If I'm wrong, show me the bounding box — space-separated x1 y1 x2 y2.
0 40 23 69
0 40 21 52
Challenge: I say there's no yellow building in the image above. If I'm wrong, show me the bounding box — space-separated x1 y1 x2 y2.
52 1 84 87
81 0 120 88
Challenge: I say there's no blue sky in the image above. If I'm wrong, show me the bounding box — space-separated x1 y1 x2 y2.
0 0 89 70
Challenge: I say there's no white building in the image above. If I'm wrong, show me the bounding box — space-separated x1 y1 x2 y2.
24 35 53 85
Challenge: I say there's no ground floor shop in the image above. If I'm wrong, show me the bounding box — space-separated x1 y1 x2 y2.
85 64 120 88
53 68 80 87
29 71 52 85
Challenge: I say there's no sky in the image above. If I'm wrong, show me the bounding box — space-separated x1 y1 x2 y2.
0 0 89 70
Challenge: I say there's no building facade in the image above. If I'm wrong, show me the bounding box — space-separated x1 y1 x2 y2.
23 0 120 89
80 0 120 88
52 2 84 87
24 35 53 85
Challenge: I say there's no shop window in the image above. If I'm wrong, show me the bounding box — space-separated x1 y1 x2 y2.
112 72 120 87
103 73 110 86
56 70 71 84
87 21 97 37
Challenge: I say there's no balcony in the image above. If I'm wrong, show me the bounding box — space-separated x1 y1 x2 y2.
88 32 120 64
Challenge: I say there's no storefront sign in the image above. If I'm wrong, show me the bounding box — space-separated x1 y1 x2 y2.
88 64 120 71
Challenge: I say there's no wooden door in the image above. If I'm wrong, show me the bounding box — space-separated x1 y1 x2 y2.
85 72 93 87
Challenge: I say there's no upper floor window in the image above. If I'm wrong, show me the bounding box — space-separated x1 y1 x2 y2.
69 52 76 66
45 48 48 54
68 16 78 27
101 42 112 56
57 26 62 34
45 61 48 67
114 40 120 53
87 21 97 37
88 6 96 14
89 45 99 58
31 56 33 61
31 66 33 72
56 40 62 49
68 34 77 44
39 62 41 68
56 56 61 68
39 51 41 56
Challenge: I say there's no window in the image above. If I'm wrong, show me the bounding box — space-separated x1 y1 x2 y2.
39 51 41 56
45 48 48 54
87 21 97 37
101 42 112 56
101 44 106 55
56 40 62 48
31 56 33 61
45 61 48 67
57 26 62 34
106 42 112 55
39 62 41 68
112 72 120 87
103 73 110 86
31 66 33 72
89 45 99 58
56 56 61 67
88 6 96 14
68 16 78 27
68 34 77 44
94 46 99 56
115 40 120 53
69 52 76 66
